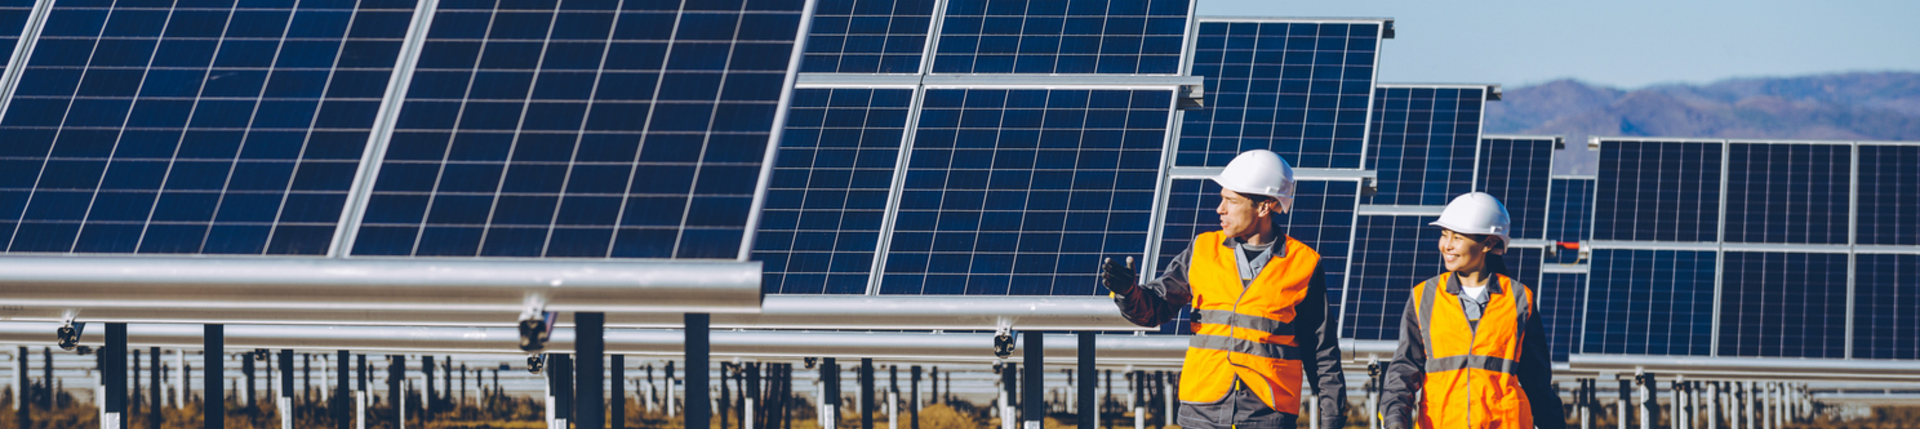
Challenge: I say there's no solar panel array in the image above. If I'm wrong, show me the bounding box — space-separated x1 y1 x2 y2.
1586 138 1920 358
3 0 1912 368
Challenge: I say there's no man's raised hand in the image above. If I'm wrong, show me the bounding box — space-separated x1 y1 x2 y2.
1101 256 1137 296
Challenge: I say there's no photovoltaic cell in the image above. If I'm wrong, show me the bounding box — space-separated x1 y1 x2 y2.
0 0 35 71
1177 20 1379 168
1365 86 1484 206
0 0 416 255
351 0 806 259
1155 178 1357 293
1593 140 1722 243
1536 271 1583 362
1857 144 1919 246
1723 143 1850 244
1478 136 1554 240
1855 253 1918 360
801 0 934 73
1584 249 1715 356
1341 214 1442 341
1718 251 1848 358
878 88 1170 295
754 87 911 294
931 0 1188 74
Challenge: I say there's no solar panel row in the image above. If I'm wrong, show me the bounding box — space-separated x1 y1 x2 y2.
1177 19 1383 169
1584 138 1920 358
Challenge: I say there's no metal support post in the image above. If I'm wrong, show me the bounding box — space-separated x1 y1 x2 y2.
666 361 677 418
555 354 574 426
390 356 405 429
335 351 349 429
1022 332 1042 429
1078 333 1095 429
356 355 367 429
1639 371 1654 429
15 346 28 429
1712 382 1728 429
860 359 874 429
611 355 624 429
203 328 223 429
104 323 127 429
576 313 605 429
686 313 711 429
1741 381 1752 429
911 365 922 429
279 350 293 429
1617 376 1630 429
747 363 760 429
1578 379 1591 429
824 358 839 429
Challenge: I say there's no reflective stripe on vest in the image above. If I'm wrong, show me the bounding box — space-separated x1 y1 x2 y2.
1177 231 1320 415
1413 272 1536 429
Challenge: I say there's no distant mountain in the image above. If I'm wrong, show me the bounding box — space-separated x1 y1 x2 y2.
1484 72 1920 175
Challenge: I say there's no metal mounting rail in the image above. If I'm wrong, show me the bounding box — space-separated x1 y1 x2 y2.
0 256 762 316
1569 354 1920 381
0 292 1144 331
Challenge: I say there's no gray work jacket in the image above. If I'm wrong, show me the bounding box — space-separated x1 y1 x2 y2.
1113 235 1349 429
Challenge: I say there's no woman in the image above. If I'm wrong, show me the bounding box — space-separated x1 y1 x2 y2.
1381 192 1564 429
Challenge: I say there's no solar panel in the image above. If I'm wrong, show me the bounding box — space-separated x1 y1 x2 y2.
1583 248 1715 356
1176 19 1382 168
0 0 418 255
1155 178 1358 297
1478 135 1555 240
1718 251 1848 358
1723 143 1850 244
1857 144 1919 246
1536 270 1584 362
1545 176 1592 241
876 88 1171 295
1364 85 1488 206
1592 139 1722 243
931 0 1189 74
802 0 935 73
1855 252 1919 360
349 0 809 259
1340 213 1441 341
754 87 912 294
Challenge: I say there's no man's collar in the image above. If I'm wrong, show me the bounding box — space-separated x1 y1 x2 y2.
1221 234 1288 258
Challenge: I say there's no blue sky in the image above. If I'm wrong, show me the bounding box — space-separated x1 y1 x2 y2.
1200 0 1920 89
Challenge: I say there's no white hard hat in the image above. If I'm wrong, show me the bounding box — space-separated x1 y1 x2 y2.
1211 149 1295 211
1429 192 1512 246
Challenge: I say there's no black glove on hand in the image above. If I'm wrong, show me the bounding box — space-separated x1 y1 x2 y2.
1101 256 1137 296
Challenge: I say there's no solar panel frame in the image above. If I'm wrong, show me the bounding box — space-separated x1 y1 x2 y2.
753 86 915 294
1857 142 1920 246
1591 138 1725 243
1582 247 1718 356
874 86 1176 296
1722 141 1852 245
1477 134 1556 241
1174 17 1386 169
1854 251 1919 360
0 0 424 256
1718 250 1851 358
339 0 819 261
1364 84 1493 206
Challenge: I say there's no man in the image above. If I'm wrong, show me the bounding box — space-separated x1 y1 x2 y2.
1102 149 1346 429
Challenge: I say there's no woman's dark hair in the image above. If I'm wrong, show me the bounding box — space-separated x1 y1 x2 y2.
1483 252 1512 280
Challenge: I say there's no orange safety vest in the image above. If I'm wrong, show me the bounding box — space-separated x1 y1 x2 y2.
1411 272 1535 429
1178 231 1319 413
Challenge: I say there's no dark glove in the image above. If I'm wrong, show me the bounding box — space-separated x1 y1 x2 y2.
1101 256 1138 296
